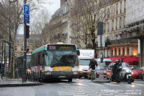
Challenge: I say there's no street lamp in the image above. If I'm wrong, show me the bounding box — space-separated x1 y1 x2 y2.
23 0 27 82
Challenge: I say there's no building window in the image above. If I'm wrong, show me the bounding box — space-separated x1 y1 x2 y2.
118 48 121 56
123 47 125 56
111 49 113 56
115 48 117 56
124 0 126 13
15 46 17 51
120 1 122 13
21 47 23 51
112 19 114 31
116 3 118 15
127 47 129 56
117 17 119 30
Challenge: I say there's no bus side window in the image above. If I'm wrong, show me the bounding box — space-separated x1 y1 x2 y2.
38 53 40 66
40 53 43 66
36 54 39 66
31 54 35 67
34 54 37 66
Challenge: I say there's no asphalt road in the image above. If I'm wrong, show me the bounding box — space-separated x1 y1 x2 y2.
0 79 144 96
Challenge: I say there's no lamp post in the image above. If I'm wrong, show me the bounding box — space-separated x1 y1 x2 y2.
22 0 27 82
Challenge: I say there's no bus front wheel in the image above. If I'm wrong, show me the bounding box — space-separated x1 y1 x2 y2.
68 78 72 82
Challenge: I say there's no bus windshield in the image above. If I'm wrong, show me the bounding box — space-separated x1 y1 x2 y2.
46 50 78 67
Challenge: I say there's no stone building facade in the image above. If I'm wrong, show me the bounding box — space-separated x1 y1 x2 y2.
120 0 144 66
42 0 139 59
44 0 70 44
97 0 138 58
15 35 33 57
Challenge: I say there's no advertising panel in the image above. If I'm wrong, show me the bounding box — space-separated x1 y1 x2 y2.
78 49 95 59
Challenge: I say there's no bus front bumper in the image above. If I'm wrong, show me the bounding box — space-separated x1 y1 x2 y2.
44 71 78 79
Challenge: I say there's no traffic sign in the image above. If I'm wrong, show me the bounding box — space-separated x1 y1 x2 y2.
24 4 30 24
24 14 30 23
24 4 29 14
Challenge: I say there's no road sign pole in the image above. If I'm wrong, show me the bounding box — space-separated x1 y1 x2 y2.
22 0 27 82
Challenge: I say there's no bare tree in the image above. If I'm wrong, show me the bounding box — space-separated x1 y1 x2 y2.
70 0 109 57
27 0 50 49
0 0 23 77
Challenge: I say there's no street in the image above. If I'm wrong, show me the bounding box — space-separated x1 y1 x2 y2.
0 79 144 96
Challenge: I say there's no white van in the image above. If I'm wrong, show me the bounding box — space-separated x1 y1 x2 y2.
78 49 95 78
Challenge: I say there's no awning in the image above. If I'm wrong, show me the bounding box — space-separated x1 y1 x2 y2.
107 56 139 65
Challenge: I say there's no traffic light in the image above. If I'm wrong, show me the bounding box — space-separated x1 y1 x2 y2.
97 22 103 35
26 25 30 38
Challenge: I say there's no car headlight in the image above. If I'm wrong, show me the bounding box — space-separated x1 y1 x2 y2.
88 69 90 73
126 70 131 73
78 67 83 71
26 69 32 74
131 72 134 75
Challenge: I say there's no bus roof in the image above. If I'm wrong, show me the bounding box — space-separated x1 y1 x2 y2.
32 45 47 55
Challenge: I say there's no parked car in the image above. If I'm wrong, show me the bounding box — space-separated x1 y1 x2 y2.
131 66 143 79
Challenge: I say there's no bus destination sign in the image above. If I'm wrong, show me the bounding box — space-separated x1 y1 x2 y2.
48 45 76 50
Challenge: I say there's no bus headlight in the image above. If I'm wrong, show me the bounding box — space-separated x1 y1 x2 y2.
78 67 83 72
26 69 32 74
45 72 51 75
73 72 78 75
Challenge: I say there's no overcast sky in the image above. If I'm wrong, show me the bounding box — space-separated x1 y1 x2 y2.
18 0 60 34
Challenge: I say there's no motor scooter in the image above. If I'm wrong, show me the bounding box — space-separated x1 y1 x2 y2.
115 64 134 84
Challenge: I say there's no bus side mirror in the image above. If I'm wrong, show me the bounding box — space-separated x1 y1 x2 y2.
43 50 48 56
77 50 80 55
26 49 29 53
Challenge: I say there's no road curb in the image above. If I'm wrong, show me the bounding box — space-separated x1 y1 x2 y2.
0 83 43 88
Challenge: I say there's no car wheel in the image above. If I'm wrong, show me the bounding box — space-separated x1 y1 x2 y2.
142 75 144 80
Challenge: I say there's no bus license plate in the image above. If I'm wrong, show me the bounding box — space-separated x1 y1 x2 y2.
59 76 66 78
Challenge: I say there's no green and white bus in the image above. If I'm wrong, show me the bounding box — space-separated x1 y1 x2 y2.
29 43 79 82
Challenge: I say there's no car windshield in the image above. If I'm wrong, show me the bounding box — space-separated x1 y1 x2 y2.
96 60 112 69
105 61 112 67
131 66 140 70
122 62 130 68
79 59 90 65
46 50 78 67
108 62 131 70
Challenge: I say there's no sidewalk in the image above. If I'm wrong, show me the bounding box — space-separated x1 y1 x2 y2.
0 78 42 87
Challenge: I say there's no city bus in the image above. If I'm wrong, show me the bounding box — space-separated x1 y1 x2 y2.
29 43 79 82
